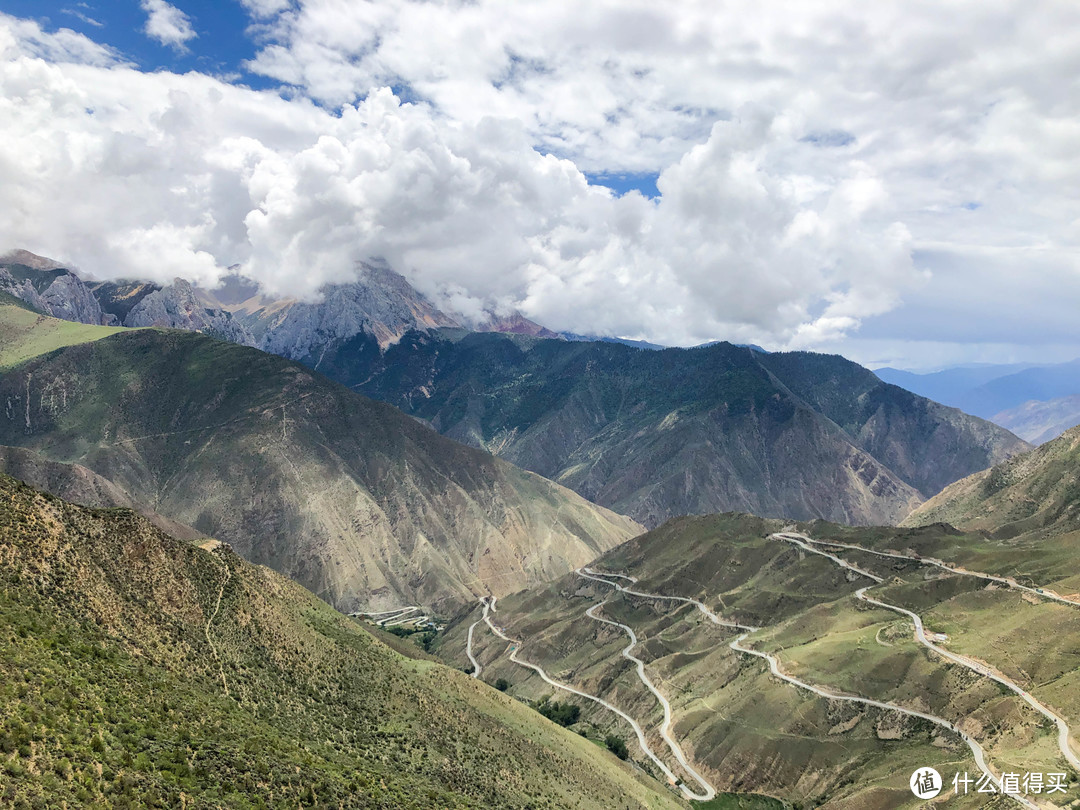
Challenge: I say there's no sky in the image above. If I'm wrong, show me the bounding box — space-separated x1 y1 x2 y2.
0 1 1077 370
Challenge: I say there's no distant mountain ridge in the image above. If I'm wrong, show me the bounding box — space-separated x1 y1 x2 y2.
338 330 1029 528
877 360 1080 442
993 395 1080 445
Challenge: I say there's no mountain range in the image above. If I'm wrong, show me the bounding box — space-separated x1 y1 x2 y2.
1 250 1031 532
877 360 1080 443
4 246 1080 809
345 330 1028 528
0 298 638 614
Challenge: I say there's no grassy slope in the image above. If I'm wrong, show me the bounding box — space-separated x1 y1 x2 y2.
446 515 997 809
0 296 126 371
0 474 683 810
904 425 1080 540
448 513 1080 807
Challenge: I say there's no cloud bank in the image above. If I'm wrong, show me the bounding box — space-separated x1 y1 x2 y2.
0 1 1077 362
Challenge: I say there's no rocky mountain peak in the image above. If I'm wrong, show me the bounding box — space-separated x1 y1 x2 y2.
123 278 257 345
242 261 461 359
0 250 108 325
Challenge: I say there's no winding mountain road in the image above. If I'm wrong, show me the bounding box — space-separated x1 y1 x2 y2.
583 599 716 800
857 585 1080 773
771 530 1079 796
797 535 1080 609
579 567 759 631
353 606 422 626
470 533 1070 806
727 631 1036 808
479 598 693 795
466 599 488 678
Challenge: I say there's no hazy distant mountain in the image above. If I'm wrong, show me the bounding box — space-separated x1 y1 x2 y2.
874 363 1036 408
991 395 1080 445
339 330 1029 528
876 360 1080 420
964 360 1080 417
0 312 638 612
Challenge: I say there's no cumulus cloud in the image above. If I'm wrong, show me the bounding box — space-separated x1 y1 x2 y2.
140 0 196 53
0 2 1078 364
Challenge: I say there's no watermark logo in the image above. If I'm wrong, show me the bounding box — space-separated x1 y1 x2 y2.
911 767 943 799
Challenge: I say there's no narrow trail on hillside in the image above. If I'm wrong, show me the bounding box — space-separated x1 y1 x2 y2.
770 530 1077 802
204 548 232 699
583 598 717 800
477 597 695 797
798 534 1080 609
108 392 317 447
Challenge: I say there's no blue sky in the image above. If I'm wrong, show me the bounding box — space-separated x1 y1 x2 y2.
9 1 662 198
1 1 1078 370
3 0 266 81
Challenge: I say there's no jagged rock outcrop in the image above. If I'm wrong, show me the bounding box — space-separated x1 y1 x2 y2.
0 251 108 325
88 279 162 324
239 262 460 360
475 309 561 338
121 278 256 345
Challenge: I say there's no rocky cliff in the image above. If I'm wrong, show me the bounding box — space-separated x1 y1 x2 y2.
0 251 108 325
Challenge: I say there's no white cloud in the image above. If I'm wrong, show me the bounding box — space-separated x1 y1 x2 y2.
140 0 196 53
1 2 1079 365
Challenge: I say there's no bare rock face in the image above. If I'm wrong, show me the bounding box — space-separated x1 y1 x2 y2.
123 278 256 345
0 251 108 325
475 309 560 339
248 262 461 360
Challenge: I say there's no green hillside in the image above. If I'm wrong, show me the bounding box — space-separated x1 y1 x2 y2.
448 513 1079 808
331 329 1027 528
904 425 1080 541
0 474 683 809
0 294 126 371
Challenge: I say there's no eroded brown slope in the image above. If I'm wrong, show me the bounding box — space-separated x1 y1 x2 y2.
0 329 639 613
